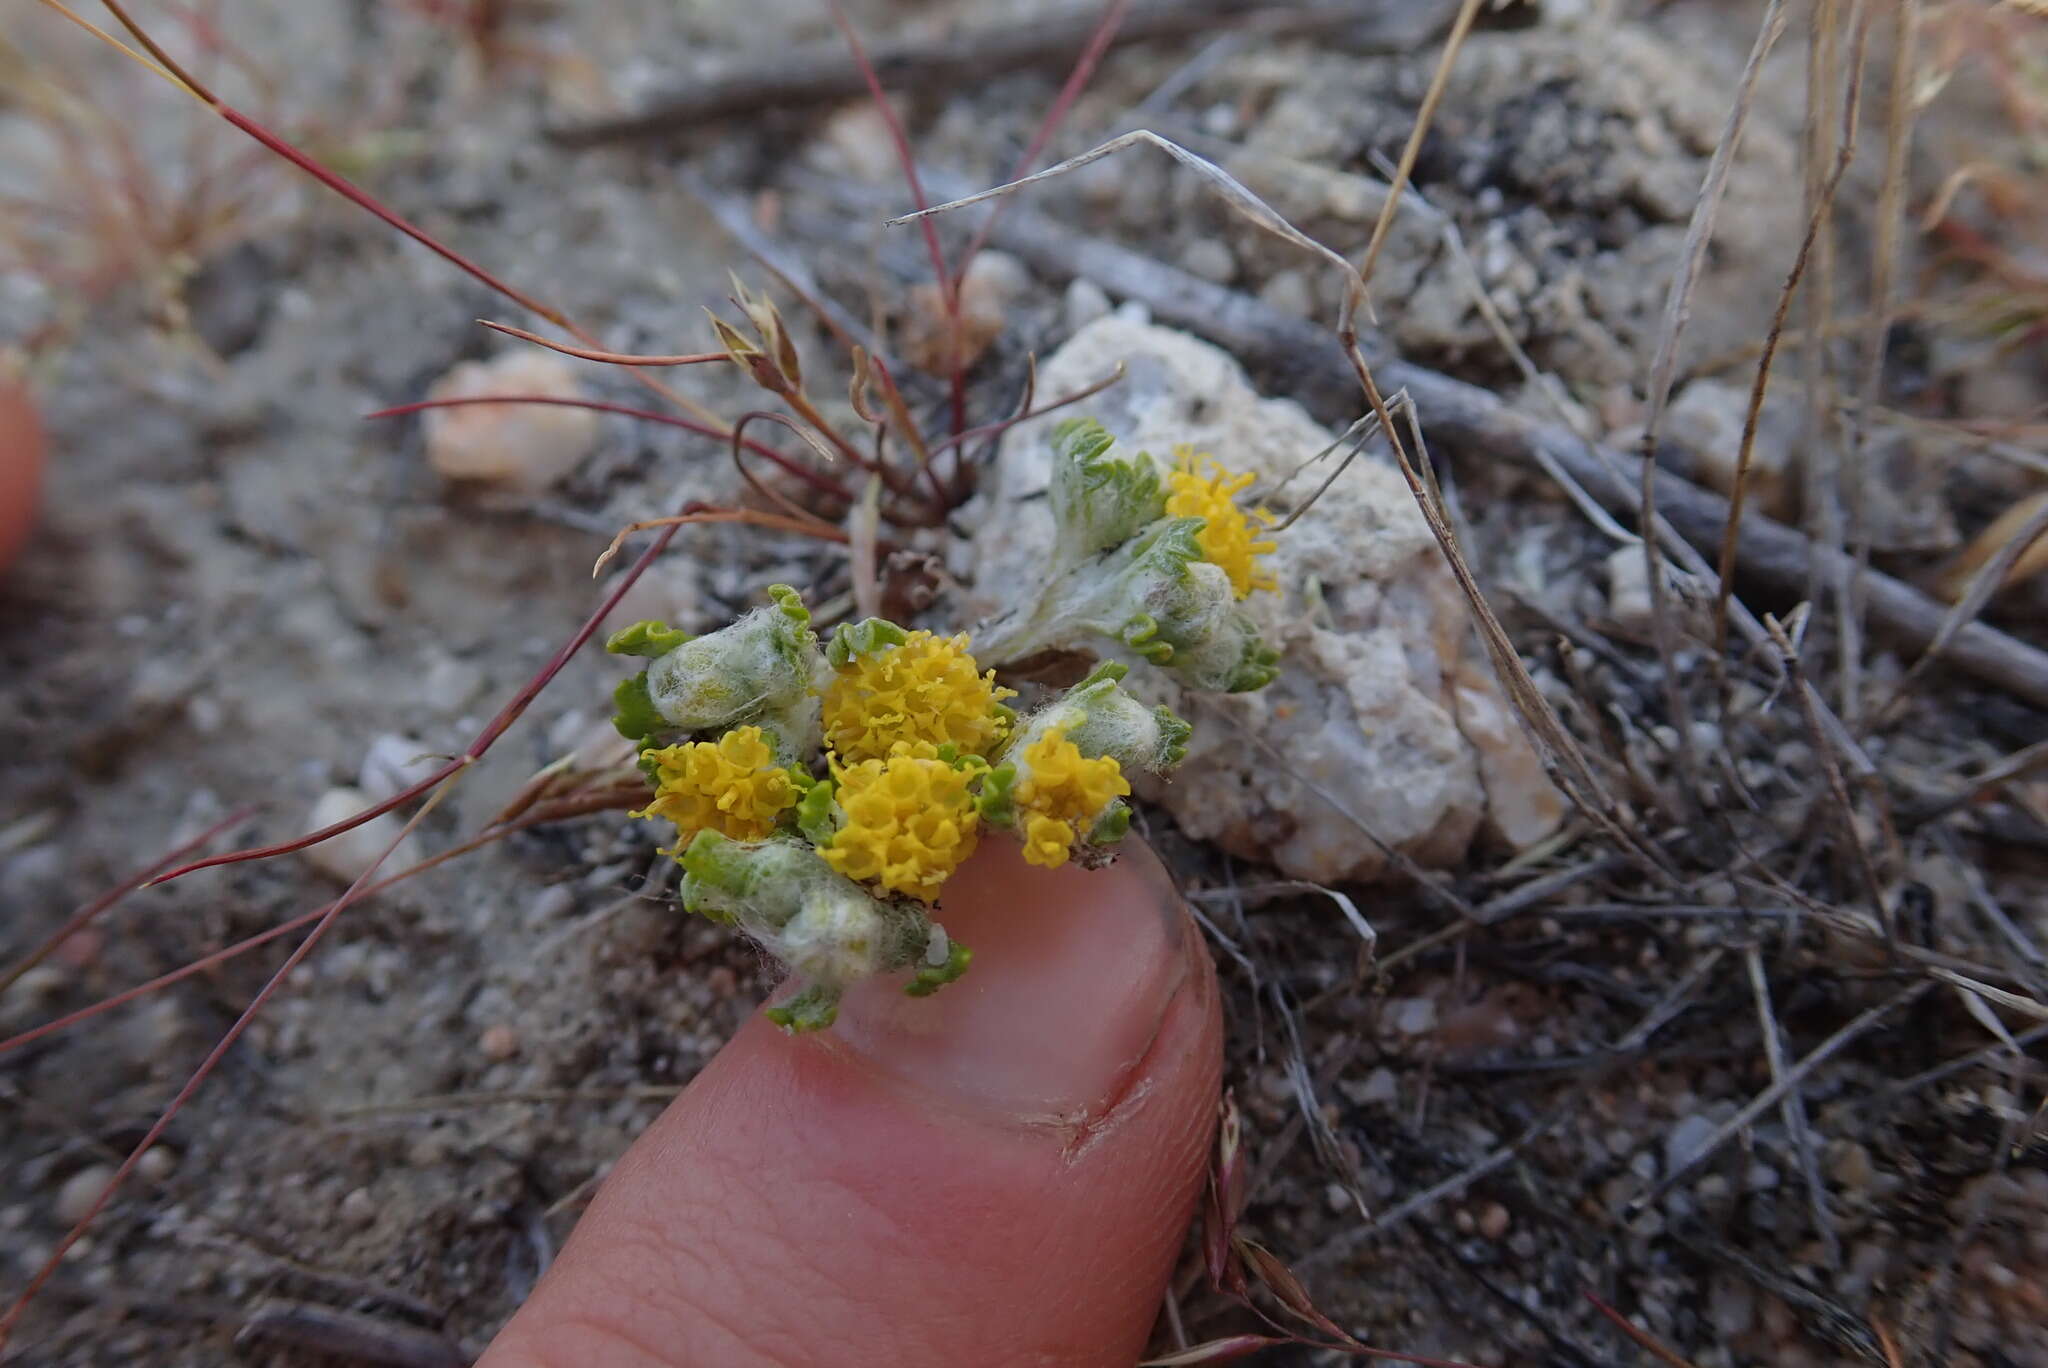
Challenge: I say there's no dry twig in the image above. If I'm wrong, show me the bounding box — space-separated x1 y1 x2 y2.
546 0 1455 144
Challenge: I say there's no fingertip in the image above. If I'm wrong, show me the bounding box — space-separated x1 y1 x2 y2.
481 840 1222 1368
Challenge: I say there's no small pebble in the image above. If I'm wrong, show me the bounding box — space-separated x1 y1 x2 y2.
1477 1201 1511 1240
1389 997 1437 1036
423 656 486 712
1664 1113 1718 1175
526 885 575 927
358 734 441 806
134 1147 177 1183
423 351 600 492
479 1025 521 1061
1063 278 1112 333
1352 1067 1397 1106
300 787 420 885
339 1186 377 1227
55 1166 115 1226
1258 269 1314 319
1826 1141 1875 1190
1179 238 1237 285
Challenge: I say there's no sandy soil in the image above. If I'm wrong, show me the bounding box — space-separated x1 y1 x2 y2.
4 1 2046 1365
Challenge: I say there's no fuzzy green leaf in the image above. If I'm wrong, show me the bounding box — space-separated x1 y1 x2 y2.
1049 417 1166 562
904 940 973 997
605 620 692 658
611 672 664 743
1087 801 1132 846
825 616 909 670
765 984 840 1032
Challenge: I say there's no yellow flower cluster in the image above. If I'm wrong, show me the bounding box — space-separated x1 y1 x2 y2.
1165 447 1277 599
635 727 800 842
819 743 982 901
1012 727 1131 869
824 631 1015 762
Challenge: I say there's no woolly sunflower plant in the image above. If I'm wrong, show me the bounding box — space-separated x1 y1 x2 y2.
603 415 1278 1032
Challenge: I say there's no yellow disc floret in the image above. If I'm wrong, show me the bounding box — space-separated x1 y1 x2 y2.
824 631 1016 763
820 743 982 901
1165 446 1278 599
635 726 800 843
1011 727 1131 869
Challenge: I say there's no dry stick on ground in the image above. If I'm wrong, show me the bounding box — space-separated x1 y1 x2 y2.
906 196 2048 710
1632 0 1790 819
1845 0 1920 737
1743 944 1842 1271
1906 737 2048 826
1636 979 1933 1210
544 0 1455 144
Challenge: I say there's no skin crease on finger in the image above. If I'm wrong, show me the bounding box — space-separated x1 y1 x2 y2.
481 843 1225 1368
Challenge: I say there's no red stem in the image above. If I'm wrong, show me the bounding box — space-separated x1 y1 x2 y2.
959 0 1134 279
0 807 254 996
368 394 854 504
148 489 713 887
216 105 572 329
823 0 970 436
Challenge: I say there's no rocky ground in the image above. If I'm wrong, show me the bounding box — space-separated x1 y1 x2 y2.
4 0 2047 1364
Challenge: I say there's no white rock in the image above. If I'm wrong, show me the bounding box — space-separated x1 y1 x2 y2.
1663 377 1799 520
300 787 420 885
1606 544 1655 633
1664 1113 1719 1175
358 734 442 806
1450 665 1568 850
964 317 1563 882
423 351 600 492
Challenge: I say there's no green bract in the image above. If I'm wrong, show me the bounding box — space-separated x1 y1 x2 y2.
608 583 825 761
1047 416 1167 562
974 420 1280 692
680 831 945 1032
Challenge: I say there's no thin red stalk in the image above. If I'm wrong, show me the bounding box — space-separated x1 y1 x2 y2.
367 394 855 503
731 412 855 528
0 787 452 1344
214 105 569 328
592 505 859 578
477 320 728 367
0 808 253 996
1583 1291 1701 1368
822 0 968 436
923 358 1124 495
958 0 1134 278
149 500 701 887
0 794 618 1059
3 902 325 1060
90 0 727 430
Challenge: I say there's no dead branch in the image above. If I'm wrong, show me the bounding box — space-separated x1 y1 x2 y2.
546 0 1455 145
939 197 2048 710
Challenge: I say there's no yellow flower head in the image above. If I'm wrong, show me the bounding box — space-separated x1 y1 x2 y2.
819 743 982 901
824 629 1016 763
1164 446 1278 599
635 726 800 843
1011 727 1131 869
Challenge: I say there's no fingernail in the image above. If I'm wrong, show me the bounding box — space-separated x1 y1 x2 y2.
826 840 1194 1120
